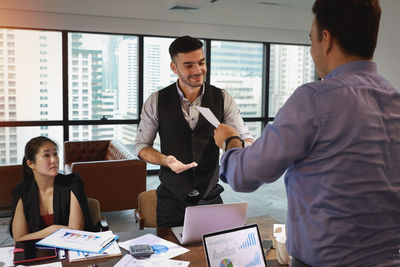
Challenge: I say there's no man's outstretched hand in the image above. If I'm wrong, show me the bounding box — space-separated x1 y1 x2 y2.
165 155 198 174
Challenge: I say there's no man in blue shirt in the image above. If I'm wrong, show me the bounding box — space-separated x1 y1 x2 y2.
214 0 400 266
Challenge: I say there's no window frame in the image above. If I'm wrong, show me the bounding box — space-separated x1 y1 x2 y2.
0 26 317 172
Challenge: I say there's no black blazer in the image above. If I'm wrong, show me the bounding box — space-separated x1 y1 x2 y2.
9 173 93 237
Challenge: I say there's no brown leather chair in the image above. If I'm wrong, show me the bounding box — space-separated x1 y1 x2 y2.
134 189 157 229
64 139 146 212
0 165 22 216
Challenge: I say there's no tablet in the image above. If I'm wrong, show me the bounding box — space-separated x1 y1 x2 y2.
203 224 267 267
13 239 57 265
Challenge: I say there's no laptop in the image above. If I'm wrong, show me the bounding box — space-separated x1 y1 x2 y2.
203 224 267 267
171 202 248 245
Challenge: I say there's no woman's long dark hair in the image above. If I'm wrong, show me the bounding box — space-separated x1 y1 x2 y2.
22 136 58 180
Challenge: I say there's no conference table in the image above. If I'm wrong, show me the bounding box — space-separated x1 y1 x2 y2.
23 215 283 266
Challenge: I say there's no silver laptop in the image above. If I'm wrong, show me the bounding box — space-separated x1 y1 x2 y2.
171 202 248 245
203 224 267 267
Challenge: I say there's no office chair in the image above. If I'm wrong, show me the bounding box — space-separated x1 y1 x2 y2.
87 198 109 231
134 190 157 229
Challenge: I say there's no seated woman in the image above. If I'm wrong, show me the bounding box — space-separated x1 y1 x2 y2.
9 136 93 241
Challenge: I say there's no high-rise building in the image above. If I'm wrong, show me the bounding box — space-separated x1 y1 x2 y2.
143 38 176 101
269 44 315 116
0 29 62 165
118 39 138 117
69 34 113 141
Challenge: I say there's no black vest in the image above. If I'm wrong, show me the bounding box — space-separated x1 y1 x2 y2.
158 83 224 201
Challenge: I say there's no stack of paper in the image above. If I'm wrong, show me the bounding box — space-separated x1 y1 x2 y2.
36 228 119 254
68 241 122 262
116 233 190 267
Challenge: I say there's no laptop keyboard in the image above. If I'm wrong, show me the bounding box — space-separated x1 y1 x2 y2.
179 233 183 237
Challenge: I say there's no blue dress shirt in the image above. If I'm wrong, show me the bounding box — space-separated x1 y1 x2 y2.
220 61 400 266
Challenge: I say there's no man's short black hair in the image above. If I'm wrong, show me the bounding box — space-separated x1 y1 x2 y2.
169 36 203 60
312 0 381 59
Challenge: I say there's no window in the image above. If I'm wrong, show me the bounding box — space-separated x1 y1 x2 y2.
269 44 315 116
0 29 62 122
143 37 177 101
68 125 137 150
0 126 63 168
210 41 264 118
68 33 139 121
0 28 315 173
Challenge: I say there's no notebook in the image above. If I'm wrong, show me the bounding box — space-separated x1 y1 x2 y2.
13 239 57 265
171 202 248 245
202 224 267 267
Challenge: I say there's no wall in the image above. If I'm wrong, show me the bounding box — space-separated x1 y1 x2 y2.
0 8 310 44
0 0 398 89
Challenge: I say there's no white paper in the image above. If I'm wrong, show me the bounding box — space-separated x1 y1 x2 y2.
114 254 190 267
68 240 122 262
195 106 221 128
118 233 189 260
37 228 118 253
29 261 63 267
0 246 14 267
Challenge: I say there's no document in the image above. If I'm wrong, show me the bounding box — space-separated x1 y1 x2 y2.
0 246 14 267
195 106 221 128
118 233 189 260
36 228 118 254
28 262 62 267
68 241 122 262
114 254 190 267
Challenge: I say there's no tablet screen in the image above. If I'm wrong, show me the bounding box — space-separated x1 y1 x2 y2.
13 239 57 265
203 224 267 267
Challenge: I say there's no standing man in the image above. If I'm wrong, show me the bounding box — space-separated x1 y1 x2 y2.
214 0 400 266
135 36 253 227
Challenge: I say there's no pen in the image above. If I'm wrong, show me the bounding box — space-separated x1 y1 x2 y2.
101 238 115 249
98 236 114 248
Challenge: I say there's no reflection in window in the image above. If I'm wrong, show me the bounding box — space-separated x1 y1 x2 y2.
210 41 263 118
269 44 315 117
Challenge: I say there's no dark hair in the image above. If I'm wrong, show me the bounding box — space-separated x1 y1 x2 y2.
312 0 381 59
169 36 203 60
22 136 58 180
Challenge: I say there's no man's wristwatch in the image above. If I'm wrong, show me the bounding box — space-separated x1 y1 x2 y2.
222 136 244 151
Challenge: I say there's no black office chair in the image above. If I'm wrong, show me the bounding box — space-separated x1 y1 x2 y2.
87 198 109 231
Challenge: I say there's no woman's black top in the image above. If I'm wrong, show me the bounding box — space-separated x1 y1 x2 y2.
9 173 93 236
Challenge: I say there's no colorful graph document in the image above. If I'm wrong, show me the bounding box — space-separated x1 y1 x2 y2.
36 229 118 254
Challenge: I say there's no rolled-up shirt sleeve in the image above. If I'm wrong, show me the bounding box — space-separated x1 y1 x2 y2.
219 85 320 192
134 92 159 156
222 90 253 140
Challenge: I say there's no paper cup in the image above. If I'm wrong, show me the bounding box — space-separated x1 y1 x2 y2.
275 233 290 265
273 224 286 248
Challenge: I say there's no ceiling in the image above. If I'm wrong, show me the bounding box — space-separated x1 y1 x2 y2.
0 0 315 31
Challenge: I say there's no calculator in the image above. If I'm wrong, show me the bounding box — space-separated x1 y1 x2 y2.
129 244 154 258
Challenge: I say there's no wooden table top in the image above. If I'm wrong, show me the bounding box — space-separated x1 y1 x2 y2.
22 215 283 266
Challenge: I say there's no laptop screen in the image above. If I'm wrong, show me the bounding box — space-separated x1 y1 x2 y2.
203 224 267 267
